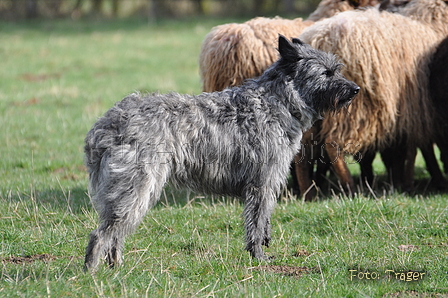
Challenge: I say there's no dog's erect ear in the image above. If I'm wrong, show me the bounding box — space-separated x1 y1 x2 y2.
278 34 300 62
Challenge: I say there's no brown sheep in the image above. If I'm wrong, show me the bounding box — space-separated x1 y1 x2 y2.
199 0 380 93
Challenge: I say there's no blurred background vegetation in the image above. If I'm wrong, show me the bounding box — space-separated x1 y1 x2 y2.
0 0 322 20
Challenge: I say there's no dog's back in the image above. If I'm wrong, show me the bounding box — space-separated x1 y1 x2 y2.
85 87 295 200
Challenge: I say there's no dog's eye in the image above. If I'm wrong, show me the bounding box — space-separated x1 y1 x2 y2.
323 70 333 76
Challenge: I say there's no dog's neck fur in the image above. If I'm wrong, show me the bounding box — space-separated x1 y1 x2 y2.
234 61 318 138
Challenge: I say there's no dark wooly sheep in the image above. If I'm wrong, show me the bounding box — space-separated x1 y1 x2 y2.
429 36 448 174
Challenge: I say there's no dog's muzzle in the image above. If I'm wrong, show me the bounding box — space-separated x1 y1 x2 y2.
333 84 359 109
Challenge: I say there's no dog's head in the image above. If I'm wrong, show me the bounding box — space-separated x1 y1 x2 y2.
276 35 359 117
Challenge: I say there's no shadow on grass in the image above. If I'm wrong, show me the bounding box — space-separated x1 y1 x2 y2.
2 164 445 217
1 186 91 214
292 165 448 201
1 183 245 215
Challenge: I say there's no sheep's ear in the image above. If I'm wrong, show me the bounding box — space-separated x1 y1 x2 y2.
278 34 300 61
291 38 304 45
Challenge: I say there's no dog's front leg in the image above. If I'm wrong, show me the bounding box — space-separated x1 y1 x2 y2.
243 187 276 261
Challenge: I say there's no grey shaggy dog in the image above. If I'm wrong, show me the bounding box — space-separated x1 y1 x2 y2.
84 36 359 270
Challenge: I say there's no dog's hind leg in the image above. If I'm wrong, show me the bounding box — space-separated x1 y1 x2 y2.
243 187 276 261
85 150 168 271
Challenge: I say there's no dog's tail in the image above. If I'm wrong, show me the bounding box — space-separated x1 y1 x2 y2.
84 93 142 204
84 127 112 201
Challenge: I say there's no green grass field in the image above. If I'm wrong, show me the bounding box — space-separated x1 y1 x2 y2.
0 18 447 297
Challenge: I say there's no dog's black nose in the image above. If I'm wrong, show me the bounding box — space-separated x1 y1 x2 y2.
353 86 360 95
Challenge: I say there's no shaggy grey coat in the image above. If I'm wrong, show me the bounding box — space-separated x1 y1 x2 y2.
84 36 359 270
